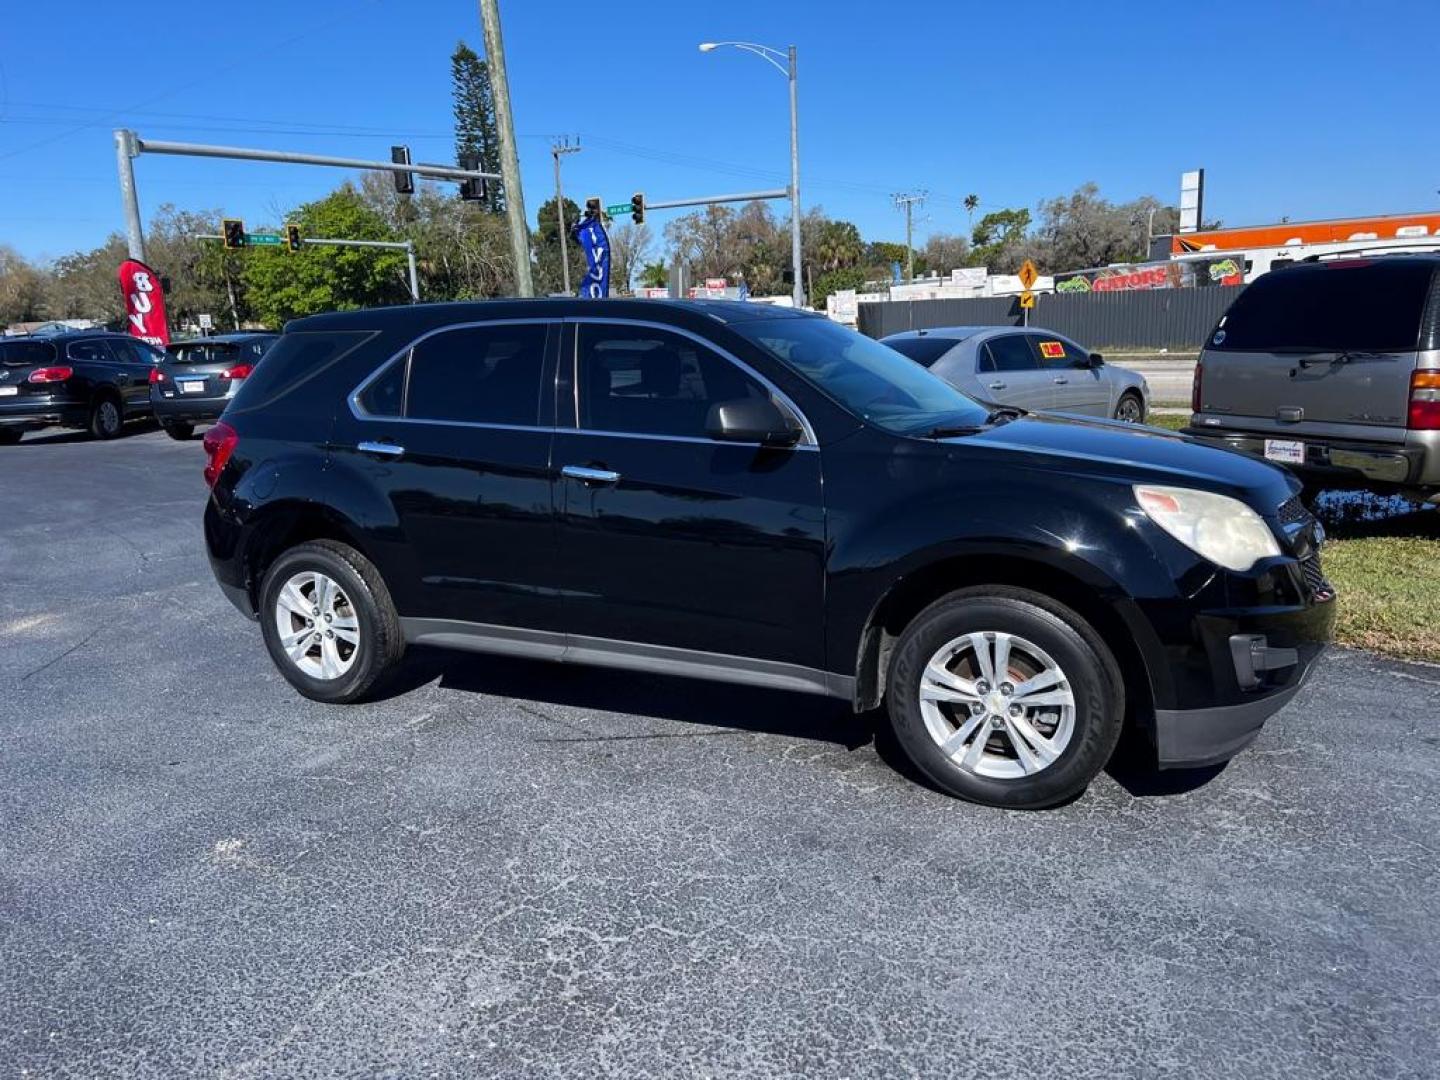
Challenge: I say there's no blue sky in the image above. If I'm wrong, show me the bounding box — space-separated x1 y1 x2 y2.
2 0 1438 263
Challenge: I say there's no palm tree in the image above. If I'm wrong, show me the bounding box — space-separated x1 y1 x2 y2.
963 194 980 232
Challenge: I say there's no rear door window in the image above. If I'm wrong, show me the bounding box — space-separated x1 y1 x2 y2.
983 335 1039 372
404 323 548 426
66 339 116 363
1213 261 1434 352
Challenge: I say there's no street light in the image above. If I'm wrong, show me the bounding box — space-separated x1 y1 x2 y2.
699 41 804 309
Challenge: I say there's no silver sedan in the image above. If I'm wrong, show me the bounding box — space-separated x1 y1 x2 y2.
881 326 1150 421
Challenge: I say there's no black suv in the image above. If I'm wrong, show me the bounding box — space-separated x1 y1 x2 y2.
151 333 278 440
204 300 1335 808
0 331 162 442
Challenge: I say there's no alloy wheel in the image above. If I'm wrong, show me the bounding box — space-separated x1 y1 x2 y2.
917 631 1076 780
1115 396 1143 423
273 571 361 680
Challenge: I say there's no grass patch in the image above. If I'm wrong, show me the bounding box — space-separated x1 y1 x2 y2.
1323 537 1440 663
1146 412 1189 431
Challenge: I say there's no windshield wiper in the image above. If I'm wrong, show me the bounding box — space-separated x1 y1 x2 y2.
921 424 984 439
985 405 1027 425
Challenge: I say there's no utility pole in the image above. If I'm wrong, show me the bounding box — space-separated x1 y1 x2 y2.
478 0 535 297
551 137 581 294
893 191 927 282
114 130 146 261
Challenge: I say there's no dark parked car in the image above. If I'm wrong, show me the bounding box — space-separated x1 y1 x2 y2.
203 300 1334 808
1185 255 1440 500
0 331 162 442
151 333 277 439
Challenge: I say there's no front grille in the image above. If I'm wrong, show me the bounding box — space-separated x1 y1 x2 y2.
1277 495 1310 529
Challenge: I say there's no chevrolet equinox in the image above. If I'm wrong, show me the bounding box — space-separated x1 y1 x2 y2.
203 300 1334 808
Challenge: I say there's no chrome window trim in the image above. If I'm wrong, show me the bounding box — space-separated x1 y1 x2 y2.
559 427 818 451
347 317 557 426
566 316 818 447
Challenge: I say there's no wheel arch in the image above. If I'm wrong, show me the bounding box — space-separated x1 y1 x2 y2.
241 501 370 612
852 552 1163 726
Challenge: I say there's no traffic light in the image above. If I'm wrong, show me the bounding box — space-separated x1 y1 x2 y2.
584 197 601 221
458 152 487 202
631 192 645 225
391 145 414 195
285 225 302 252
221 219 246 249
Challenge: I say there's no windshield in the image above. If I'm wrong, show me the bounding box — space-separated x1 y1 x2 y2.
732 316 990 434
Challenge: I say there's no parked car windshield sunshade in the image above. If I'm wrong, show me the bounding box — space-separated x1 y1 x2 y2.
733 317 990 435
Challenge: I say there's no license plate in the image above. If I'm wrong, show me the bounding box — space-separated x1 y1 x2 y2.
1264 438 1305 465
0 386 16 396
180 381 206 394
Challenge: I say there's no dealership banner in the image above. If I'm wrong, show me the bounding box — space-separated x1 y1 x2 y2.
574 215 610 299
118 259 171 346
1053 256 1242 294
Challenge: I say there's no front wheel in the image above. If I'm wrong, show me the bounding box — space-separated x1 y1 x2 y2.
258 540 406 704
885 586 1124 809
1114 391 1145 423
89 397 123 439
0 429 22 446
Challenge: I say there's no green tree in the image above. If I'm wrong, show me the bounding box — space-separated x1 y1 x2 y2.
813 219 863 272
638 261 668 289
242 184 406 325
534 196 585 295
452 42 503 213
811 266 868 308
0 246 49 325
968 207 1032 273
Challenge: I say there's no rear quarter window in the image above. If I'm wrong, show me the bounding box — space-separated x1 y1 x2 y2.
1212 261 1435 353
227 331 376 415
0 340 58 366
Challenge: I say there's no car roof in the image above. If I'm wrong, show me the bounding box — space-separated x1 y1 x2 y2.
883 325 1053 344
286 298 819 334
171 332 277 344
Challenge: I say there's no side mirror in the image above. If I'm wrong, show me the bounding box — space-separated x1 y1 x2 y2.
705 398 801 446
1087 351 1105 368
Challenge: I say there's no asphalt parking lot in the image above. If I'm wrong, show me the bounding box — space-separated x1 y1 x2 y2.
2 425 1438 1079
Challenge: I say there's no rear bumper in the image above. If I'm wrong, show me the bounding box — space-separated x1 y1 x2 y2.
1183 423 1433 488
151 393 229 424
0 396 88 431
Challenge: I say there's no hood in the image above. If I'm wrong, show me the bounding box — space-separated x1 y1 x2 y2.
964 413 1298 508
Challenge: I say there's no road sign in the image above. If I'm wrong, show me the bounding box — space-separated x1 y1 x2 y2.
198 313 213 330
1018 259 1039 290
605 203 631 217
1019 290 1037 310
245 233 283 246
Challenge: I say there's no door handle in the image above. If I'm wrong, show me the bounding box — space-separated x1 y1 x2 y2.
357 440 404 458
562 464 621 484
1052 376 1069 384
988 381 1007 390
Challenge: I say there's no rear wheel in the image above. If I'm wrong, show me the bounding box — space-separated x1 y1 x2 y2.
161 421 196 441
0 429 22 446
89 397 123 440
1114 391 1145 423
885 586 1124 809
258 540 405 704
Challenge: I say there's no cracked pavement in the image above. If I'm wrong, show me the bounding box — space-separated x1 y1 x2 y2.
2 427 1438 1078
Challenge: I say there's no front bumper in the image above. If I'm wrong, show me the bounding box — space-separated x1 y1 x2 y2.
1154 638 1324 768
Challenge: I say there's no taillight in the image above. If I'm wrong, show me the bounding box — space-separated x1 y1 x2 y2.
149 367 165 384
202 421 239 488
27 366 74 384
220 363 253 381
1190 359 1204 413
1409 371 1440 430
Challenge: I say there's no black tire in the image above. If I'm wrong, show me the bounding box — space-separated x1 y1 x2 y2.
258 540 406 704
1114 391 1145 423
0 429 22 446
885 586 1124 809
89 396 123 440
162 422 196 441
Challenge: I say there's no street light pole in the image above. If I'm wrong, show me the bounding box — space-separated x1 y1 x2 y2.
700 41 804 308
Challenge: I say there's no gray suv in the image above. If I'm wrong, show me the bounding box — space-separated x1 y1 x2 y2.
1185 256 1440 500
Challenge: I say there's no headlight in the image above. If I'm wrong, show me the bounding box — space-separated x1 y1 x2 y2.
1134 484 1281 571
